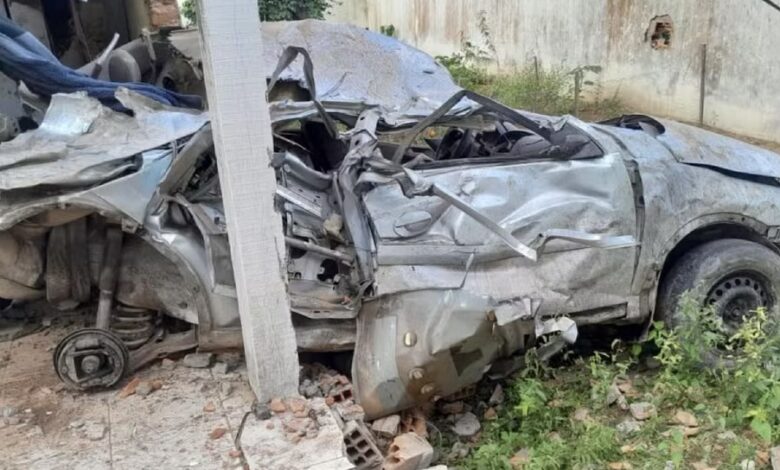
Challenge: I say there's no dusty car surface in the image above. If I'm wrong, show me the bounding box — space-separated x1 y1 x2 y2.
1 20 779 419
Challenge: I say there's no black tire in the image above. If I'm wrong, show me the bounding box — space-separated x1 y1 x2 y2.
656 238 780 366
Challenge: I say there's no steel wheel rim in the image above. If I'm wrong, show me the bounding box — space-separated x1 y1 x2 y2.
705 271 771 335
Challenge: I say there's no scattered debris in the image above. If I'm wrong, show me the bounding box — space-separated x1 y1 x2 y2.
673 410 698 428
400 408 429 438
629 402 657 421
68 420 84 430
269 398 286 414
203 402 216 413
282 417 313 437
343 420 383 469
717 430 738 441
692 462 717 470
607 383 629 410
451 412 481 438
439 401 465 415
671 426 700 437
741 459 757 470
608 462 633 470
757 450 771 468
220 382 233 397
287 397 308 415
448 441 470 461
616 419 642 437
509 448 530 468
371 414 401 439
160 358 176 370
488 384 505 406
209 427 227 440
385 432 434 470
118 377 142 398
182 353 214 369
620 444 635 454
136 381 155 397
483 407 497 420
212 361 230 375
572 407 590 423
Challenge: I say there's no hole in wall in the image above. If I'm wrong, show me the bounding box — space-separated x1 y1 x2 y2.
646 15 674 49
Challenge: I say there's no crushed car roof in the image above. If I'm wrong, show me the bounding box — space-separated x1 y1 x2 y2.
170 20 471 125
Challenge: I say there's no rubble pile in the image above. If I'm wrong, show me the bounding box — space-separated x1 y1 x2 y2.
258 363 512 469
253 363 444 469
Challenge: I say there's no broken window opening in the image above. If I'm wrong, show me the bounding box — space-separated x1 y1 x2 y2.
646 15 673 50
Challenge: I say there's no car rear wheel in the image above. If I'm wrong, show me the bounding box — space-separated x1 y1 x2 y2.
656 238 780 366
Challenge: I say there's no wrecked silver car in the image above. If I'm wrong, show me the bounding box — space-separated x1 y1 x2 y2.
2 20 780 419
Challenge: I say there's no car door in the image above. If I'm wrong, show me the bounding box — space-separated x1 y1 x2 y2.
361 130 639 322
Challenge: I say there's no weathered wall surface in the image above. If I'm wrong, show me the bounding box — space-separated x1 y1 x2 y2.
330 0 780 143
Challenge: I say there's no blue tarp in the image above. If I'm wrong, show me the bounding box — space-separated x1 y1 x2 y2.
0 16 202 110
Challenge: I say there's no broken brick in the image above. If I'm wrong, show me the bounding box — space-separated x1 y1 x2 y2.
209 427 227 440
117 377 141 399
385 432 433 470
371 414 400 438
334 401 365 422
287 397 308 414
400 408 428 438
269 398 286 413
343 420 383 469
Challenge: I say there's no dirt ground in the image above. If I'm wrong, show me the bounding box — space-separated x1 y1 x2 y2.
0 315 254 470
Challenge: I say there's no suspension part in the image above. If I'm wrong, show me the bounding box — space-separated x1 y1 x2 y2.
111 304 159 349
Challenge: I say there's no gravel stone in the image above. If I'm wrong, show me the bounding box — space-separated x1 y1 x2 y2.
182 353 214 369
451 412 481 438
84 421 106 441
629 402 657 421
136 382 154 397
616 419 642 436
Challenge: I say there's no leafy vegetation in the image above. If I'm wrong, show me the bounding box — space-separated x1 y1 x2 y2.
448 292 780 469
435 12 622 120
181 0 335 24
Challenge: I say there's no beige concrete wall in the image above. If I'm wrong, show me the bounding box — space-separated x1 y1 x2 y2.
330 0 780 143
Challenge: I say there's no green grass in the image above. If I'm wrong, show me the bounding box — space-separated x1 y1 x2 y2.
445 293 780 469
437 54 624 121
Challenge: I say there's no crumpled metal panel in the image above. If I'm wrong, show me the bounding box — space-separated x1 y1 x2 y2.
261 21 465 124
364 149 639 314
593 123 780 304
364 153 635 262
0 88 207 192
656 119 780 179
169 21 471 126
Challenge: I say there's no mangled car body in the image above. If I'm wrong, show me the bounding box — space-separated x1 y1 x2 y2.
2 20 780 419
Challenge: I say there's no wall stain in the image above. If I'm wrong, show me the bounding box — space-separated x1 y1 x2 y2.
605 0 632 57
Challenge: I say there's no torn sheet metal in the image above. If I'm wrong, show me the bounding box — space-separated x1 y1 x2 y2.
169 21 474 126
0 88 207 191
535 316 578 344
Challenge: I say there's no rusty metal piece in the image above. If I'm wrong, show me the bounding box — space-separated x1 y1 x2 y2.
53 328 129 390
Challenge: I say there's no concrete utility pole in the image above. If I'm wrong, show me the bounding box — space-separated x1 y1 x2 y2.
195 0 300 401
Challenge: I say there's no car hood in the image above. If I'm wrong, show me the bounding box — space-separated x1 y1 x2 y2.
655 119 780 179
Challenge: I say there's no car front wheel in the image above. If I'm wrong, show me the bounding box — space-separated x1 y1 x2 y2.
656 238 780 365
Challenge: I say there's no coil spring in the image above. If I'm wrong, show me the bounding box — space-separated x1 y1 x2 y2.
111 304 159 349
